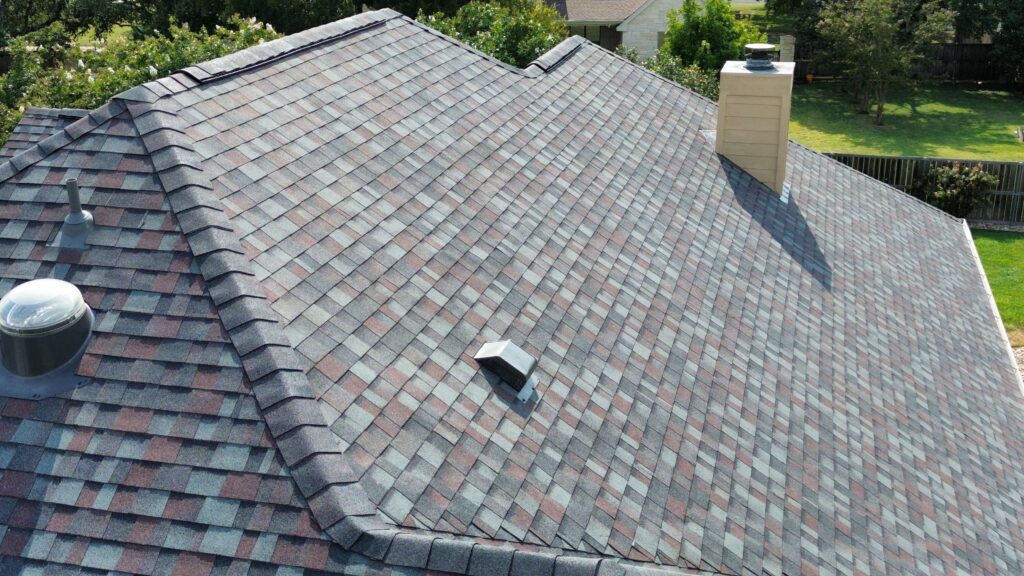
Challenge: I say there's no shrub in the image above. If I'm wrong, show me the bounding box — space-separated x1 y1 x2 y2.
0 16 280 149
908 162 1000 218
615 45 719 100
662 0 764 71
418 0 567 68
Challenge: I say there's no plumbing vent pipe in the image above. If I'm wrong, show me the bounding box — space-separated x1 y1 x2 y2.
51 178 93 249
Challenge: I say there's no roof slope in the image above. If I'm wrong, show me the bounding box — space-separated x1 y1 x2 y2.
0 8 1022 576
0 108 87 161
0 102 392 574
560 0 647 22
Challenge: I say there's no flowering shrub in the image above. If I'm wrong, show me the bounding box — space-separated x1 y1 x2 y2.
418 0 567 68
909 162 1000 218
0 16 280 148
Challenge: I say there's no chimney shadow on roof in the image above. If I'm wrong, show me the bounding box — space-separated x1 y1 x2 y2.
723 162 833 291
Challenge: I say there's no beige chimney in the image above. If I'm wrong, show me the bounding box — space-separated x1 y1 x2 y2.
715 44 794 194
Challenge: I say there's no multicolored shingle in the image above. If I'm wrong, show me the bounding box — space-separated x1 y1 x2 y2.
0 8 1022 576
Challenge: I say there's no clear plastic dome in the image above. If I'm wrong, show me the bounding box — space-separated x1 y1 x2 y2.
0 279 87 336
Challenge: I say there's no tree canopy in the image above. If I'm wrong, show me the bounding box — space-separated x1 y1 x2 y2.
418 0 568 68
662 0 764 72
817 0 953 124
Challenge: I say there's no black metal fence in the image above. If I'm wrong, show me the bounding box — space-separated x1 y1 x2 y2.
825 153 1024 224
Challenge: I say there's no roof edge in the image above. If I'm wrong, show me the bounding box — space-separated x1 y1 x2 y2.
961 220 1024 397
20 106 90 119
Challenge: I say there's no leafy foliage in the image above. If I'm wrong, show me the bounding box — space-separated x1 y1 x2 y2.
909 162 999 218
817 0 953 125
0 17 280 148
993 0 1024 81
662 0 764 71
0 0 358 42
418 0 567 68
217 0 358 34
615 46 719 100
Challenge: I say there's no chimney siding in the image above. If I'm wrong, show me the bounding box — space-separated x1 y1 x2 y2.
716 61 795 194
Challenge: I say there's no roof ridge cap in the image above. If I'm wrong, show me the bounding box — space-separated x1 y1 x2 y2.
122 98 385 550
337 522 720 575
525 36 587 74
21 106 90 118
178 9 400 85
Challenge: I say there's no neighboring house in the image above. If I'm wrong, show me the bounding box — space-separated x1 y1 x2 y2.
554 0 682 58
0 8 1023 576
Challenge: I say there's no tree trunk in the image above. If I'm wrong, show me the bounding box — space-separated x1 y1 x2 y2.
873 83 885 125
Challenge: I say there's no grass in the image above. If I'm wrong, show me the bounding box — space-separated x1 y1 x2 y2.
730 2 795 34
972 230 1024 347
790 82 1024 160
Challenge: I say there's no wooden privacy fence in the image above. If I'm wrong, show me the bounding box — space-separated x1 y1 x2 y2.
825 153 1024 224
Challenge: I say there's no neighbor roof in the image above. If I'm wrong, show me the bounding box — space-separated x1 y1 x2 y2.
558 0 647 23
1 8 1023 576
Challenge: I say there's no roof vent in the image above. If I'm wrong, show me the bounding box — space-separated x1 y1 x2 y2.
744 43 776 70
474 340 538 402
0 279 94 381
50 178 93 249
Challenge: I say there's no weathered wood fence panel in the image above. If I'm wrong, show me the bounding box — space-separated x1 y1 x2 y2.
825 152 1024 224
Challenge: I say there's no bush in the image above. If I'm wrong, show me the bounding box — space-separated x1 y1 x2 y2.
419 0 567 68
615 45 719 100
0 16 280 149
663 0 764 71
908 162 1000 218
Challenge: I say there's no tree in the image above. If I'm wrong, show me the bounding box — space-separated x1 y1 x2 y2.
418 0 567 68
662 0 764 71
993 0 1024 82
222 0 358 34
615 45 719 100
817 0 952 125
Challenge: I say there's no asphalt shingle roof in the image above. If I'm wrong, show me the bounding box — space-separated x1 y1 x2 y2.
559 0 648 23
0 108 88 161
0 8 1022 576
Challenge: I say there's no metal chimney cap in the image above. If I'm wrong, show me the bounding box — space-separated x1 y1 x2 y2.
744 43 776 70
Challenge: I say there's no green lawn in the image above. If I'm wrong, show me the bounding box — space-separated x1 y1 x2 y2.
972 230 1024 347
790 82 1024 160
730 2 795 34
